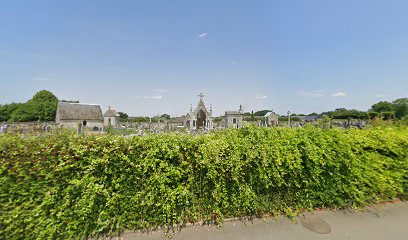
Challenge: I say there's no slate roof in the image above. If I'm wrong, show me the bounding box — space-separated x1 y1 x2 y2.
56 102 103 121
264 112 278 118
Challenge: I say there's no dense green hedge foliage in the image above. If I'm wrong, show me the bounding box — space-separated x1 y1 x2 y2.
1 125 408 239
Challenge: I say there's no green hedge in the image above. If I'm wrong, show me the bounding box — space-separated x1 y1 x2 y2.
1 125 408 239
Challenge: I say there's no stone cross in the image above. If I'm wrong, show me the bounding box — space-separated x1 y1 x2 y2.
198 93 204 101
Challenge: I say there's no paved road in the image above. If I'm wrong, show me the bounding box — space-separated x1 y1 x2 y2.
120 201 408 240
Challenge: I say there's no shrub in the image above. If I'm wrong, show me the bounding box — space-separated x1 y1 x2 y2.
1 126 407 238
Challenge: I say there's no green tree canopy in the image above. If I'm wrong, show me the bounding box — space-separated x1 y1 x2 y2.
0 103 23 122
368 98 408 119
392 98 408 119
31 90 58 103
160 113 171 119
28 90 58 121
2 90 58 122
327 108 366 119
118 112 128 120
253 110 272 116
370 101 394 113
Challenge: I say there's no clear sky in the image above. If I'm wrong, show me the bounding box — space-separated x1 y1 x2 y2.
1 0 407 117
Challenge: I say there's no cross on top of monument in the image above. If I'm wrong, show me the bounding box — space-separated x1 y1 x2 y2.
198 93 204 101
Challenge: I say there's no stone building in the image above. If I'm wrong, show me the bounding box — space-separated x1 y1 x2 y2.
224 105 244 128
185 93 214 130
104 106 120 128
264 112 279 126
55 102 104 130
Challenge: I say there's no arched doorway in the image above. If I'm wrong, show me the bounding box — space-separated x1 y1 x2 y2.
196 109 206 129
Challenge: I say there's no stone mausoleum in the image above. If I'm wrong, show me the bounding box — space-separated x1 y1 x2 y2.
104 106 120 128
224 105 244 128
185 93 214 130
264 111 279 127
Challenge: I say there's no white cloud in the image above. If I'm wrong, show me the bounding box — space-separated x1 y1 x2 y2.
296 90 325 97
144 96 162 100
376 94 386 98
198 32 208 38
331 92 348 97
32 77 53 82
153 89 169 93
254 94 267 99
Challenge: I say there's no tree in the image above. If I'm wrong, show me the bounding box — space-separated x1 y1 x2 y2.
5 90 58 122
369 99 408 120
31 90 58 103
128 116 150 122
0 103 23 122
29 90 59 121
392 98 408 105
118 112 128 120
393 98 408 119
370 101 394 113
10 102 37 122
160 113 171 119
254 110 272 116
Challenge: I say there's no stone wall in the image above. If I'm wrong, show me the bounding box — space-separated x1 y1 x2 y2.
58 120 104 130
1 122 57 134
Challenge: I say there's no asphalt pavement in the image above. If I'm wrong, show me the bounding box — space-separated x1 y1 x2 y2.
119 201 408 240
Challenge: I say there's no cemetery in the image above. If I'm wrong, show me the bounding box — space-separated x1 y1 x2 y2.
1 91 387 135
1 90 408 239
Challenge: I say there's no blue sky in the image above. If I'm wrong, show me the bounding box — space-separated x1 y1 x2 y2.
1 0 407 116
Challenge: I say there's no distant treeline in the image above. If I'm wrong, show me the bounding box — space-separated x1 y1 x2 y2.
323 98 407 120
241 98 408 121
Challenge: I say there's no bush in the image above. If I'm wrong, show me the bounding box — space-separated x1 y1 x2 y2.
1 126 408 238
